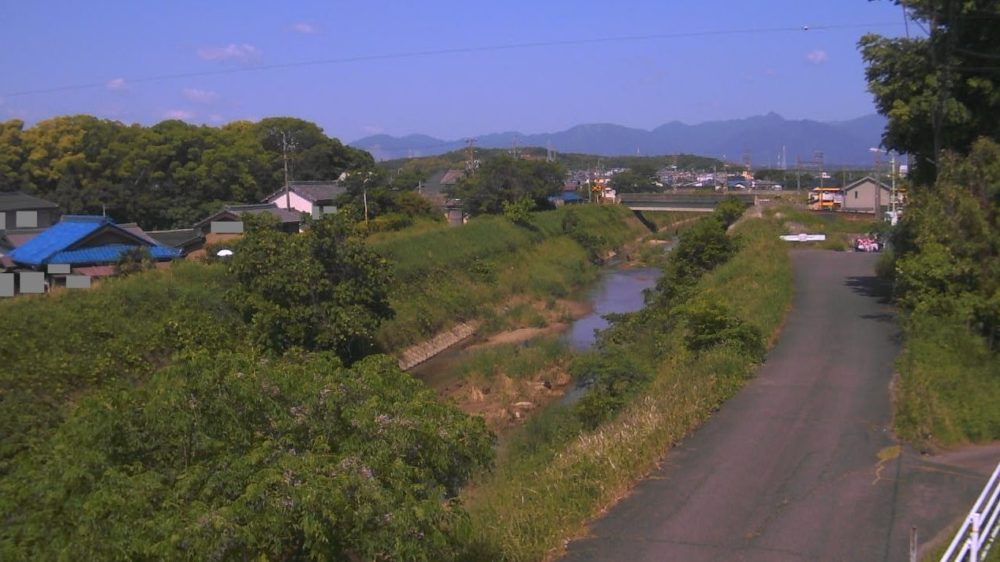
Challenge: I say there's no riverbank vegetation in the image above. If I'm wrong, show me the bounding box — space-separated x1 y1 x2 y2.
0 202 664 559
883 141 1000 447
861 2 1000 448
457 201 793 560
372 204 647 351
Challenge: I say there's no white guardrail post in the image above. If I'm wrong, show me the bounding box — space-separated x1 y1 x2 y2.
940 461 1000 562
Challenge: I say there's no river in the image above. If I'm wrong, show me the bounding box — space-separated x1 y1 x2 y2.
410 265 662 394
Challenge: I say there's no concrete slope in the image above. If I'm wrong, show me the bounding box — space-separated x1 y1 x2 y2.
561 251 995 562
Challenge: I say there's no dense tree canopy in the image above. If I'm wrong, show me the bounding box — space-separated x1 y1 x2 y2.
450 155 565 215
0 116 373 229
228 213 394 361
610 162 660 193
862 1 1000 349
860 0 1000 181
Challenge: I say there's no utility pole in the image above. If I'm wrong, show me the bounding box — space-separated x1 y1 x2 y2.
282 132 292 211
890 152 897 222
464 138 477 171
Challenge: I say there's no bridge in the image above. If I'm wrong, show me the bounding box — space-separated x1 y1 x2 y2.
617 192 758 212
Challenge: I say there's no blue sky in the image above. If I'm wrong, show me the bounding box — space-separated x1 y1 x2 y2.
1 1 908 142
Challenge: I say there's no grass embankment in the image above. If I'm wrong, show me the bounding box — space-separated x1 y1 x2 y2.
0 262 240 471
371 205 647 351
894 315 1000 447
458 216 792 561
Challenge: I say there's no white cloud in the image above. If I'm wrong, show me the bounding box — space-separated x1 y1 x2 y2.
163 109 195 121
197 43 261 63
183 88 220 103
805 50 829 65
291 22 319 34
106 78 128 91
209 114 225 123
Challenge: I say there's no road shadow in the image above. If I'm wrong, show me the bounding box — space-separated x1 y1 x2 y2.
845 275 892 304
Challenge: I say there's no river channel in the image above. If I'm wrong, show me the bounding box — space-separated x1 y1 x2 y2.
410 265 662 393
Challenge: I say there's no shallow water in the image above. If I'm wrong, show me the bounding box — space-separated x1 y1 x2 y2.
563 267 662 351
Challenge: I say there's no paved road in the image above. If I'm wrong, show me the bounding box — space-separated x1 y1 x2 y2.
562 251 996 562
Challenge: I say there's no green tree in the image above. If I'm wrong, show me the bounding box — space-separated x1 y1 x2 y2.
610 162 660 193
859 1 1000 181
228 213 394 361
452 155 564 215
0 351 494 561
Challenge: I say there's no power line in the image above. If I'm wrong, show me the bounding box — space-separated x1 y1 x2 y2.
3 21 902 98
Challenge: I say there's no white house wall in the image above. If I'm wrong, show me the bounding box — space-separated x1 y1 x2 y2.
267 191 312 214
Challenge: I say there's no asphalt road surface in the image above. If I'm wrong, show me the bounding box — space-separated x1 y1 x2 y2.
561 250 997 562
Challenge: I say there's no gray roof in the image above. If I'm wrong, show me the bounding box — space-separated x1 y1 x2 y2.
0 191 60 212
195 203 302 228
421 169 465 195
842 176 891 192
265 182 346 204
146 228 204 249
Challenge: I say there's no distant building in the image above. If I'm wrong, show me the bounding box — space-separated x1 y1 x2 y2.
841 176 892 214
264 181 347 219
420 169 465 204
0 191 61 231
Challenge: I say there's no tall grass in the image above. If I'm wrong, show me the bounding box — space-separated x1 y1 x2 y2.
894 315 1000 446
373 205 645 351
457 215 794 561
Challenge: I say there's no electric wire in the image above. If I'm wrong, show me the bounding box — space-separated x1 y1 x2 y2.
3 21 902 99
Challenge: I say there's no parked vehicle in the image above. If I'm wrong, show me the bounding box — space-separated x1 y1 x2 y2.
855 234 881 252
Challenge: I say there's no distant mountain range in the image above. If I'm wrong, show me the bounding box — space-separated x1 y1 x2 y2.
350 113 888 166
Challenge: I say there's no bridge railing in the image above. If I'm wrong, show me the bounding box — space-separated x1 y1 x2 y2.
940 461 1000 562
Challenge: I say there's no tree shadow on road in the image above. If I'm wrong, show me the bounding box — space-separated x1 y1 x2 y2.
845 275 892 304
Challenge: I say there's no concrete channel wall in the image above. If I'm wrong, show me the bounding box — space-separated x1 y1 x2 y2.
397 321 479 371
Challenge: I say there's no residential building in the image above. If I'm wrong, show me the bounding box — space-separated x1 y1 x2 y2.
146 228 205 256
841 176 892 214
7 215 180 279
193 203 302 238
264 181 347 219
0 191 61 231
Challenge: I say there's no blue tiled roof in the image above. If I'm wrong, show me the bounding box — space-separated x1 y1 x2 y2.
8 216 106 266
8 216 180 266
49 244 180 265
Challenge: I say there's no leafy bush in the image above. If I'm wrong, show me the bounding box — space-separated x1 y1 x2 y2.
714 196 749 227
228 213 393 361
0 353 494 561
572 350 650 429
114 246 156 277
680 299 765 361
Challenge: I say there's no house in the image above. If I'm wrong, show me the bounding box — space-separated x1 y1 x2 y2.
264 181 347 219
0 191 61 231
146 228 205 256
193 203 302 238
420 169 465 205
841 176 892 214
7 215 180 282
548 191 586 207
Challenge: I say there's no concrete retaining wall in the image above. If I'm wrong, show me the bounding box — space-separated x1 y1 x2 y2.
397 321 479 370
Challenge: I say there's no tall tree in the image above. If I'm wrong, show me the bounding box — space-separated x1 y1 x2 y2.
452 155 565 215
860 0 1000 182
227 213 394 361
